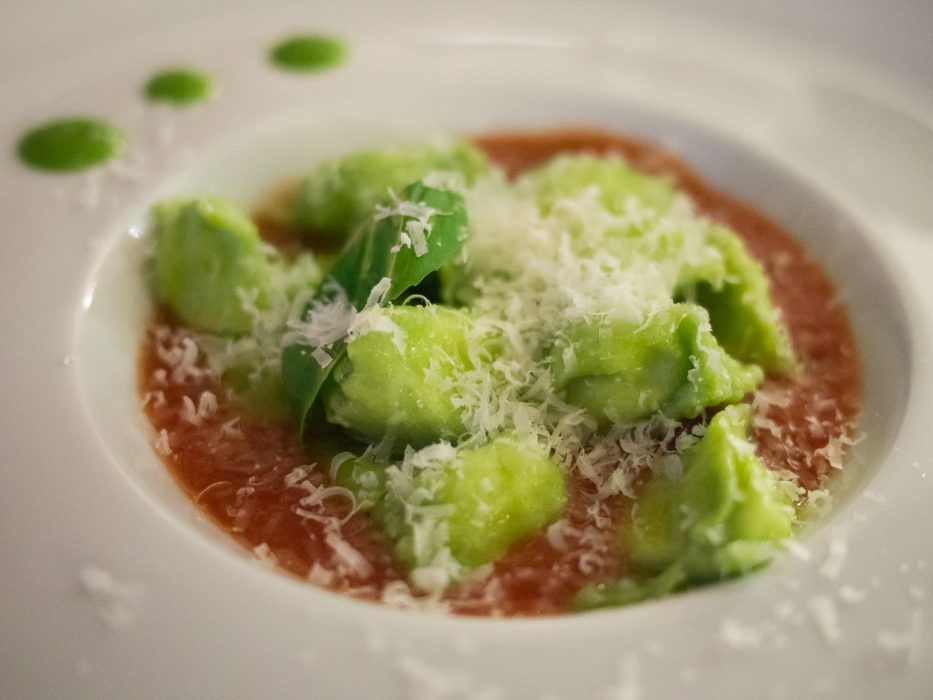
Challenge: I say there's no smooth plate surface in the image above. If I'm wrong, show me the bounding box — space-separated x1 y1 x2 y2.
2 2 932 698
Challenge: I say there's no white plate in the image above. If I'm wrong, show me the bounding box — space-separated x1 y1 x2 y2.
2 3 932 698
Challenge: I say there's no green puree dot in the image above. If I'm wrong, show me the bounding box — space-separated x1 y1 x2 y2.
144 69 216 106
17 118 126 172
270 34 346 72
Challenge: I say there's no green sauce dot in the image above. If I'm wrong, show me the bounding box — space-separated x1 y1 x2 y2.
269 34 347 72
17 118 126 172
144 69 217 106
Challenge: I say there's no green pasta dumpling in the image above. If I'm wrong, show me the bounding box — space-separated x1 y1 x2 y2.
293 141 488 237
154 196 271 335
336 435 567 577
629 404 794 578
524 153 676 216
576 404 795 609
322 305 477 446
679 225 796 373
522 154 795 373
159 222 322 420
435 436 567 567
550 303 763 426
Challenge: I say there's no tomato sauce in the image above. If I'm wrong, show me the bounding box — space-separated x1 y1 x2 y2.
140 129 861 615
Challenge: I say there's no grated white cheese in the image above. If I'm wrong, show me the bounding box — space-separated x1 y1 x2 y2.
285 469 357 527
807 595 842 643
153 429 172 456
78 565 143 630
197 390 218 418
194 480 233 503
411 566 453 594
285 275 407 361
365 276 393 307
180 395 199 425
311 346 332 368
253 542 278 565
285 278 355 349
178 391 217 426
819 526 849 580
719 618 764 649
347 304 407 353
380 580 448 611
546 519 580 551
219 417 242 438
838 584 867 604
862 489 887 504
394 654 503 700
783 539 812 562
877 610 923 664
814 431 864 471
141 390 163 409
594 654 642 700
374 189 439 258
325 530 373 580
307 562 336 587
156 332 208 384
284 466 310 488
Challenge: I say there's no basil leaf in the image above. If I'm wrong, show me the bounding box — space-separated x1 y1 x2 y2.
282 182 468 434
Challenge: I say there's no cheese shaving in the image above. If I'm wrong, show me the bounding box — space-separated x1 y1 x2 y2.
78 565 143 630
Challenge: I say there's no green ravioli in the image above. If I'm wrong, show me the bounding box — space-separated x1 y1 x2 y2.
551 303 763 426
293 142 488 237
323 305 478 446
336 435 567 577
577 404 795 609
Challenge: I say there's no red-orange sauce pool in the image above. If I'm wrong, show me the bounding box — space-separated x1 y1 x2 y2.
140 129 862 616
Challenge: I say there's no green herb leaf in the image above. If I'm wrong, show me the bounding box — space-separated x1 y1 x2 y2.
281 182 468 434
